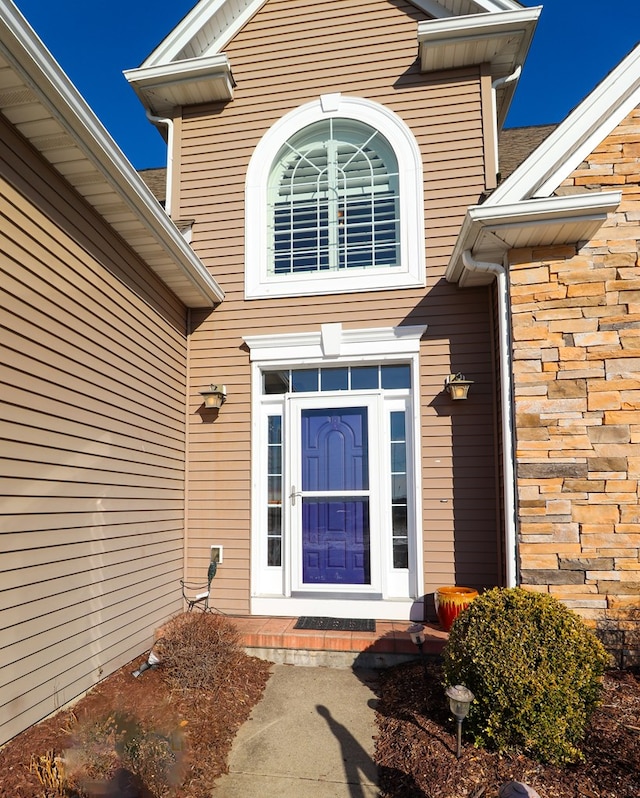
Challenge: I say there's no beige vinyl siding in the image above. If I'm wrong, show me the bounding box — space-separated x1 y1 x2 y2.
180 0 501 612
0 117 188 745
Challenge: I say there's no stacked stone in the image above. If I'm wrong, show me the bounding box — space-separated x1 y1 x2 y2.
510 108 640 667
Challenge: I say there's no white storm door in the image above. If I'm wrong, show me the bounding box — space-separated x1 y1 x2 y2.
288 395 382 594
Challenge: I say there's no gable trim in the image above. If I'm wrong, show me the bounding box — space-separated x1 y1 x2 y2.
141 0 534 73
488 43 640 204
142 0 269 68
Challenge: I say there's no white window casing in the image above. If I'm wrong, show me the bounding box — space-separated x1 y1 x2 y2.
245 94 426 299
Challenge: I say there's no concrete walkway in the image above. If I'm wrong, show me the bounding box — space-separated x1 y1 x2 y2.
214 664 380 797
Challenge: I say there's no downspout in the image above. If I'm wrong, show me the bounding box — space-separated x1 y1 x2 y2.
462 250 518 587
183 307 192 596
146 111 174 218
491 66 522 179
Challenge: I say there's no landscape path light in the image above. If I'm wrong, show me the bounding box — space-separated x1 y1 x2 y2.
407 623 428 678
132 639 163 678
445 684 475 758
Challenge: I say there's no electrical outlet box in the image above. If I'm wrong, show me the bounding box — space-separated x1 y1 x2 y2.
210 545 223 565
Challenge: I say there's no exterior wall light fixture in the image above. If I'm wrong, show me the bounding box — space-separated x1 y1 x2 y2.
200 384 227 409
445 373 473 400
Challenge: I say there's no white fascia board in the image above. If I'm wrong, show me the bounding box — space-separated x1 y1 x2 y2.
446 191 622 283
125 53 231 87
141 0 268 67
0 0 224 307
417 7 541 51
489 43 640 205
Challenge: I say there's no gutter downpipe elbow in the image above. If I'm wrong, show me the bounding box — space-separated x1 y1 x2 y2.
491 66 522 180
462 250 518 588
146 111 174 218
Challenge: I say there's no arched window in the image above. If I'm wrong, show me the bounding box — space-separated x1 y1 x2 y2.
270 119 399 275
246 95 424 299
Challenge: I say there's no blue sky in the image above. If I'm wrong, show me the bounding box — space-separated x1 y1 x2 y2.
14 0 640 170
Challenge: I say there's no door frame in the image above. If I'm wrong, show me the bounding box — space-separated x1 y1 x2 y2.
245 323 427 620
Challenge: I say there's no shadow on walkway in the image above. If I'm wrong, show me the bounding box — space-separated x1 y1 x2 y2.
316 704 378 798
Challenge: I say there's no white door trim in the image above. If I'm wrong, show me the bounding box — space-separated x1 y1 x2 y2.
246 323 426 618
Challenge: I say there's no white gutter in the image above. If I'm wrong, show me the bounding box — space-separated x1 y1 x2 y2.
417 7 541 47
446 191 622 284
462 250 518 588
0 0 224 307
146 111 174 217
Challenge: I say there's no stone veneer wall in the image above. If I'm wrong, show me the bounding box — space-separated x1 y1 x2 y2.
509 108 640 668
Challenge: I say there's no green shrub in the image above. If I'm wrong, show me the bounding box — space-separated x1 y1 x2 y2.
442 587 610 764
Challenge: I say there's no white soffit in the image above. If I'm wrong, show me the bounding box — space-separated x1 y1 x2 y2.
446 192 622 286
124 54 234 118
487 43 640 205
0 0 224 309
421 0 525 15
418 7 540 78
140 0 267 66
417 6 540 126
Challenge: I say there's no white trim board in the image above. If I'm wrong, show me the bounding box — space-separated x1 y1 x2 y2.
244 324 428 363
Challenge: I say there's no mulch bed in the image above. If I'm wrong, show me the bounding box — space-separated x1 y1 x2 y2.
0 649 271 797
2 641 638 797
374 659 640 798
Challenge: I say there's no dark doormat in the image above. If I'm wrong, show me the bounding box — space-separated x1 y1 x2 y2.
294 616 376 632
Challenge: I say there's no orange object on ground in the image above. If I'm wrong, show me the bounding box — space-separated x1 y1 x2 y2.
435 587 479 631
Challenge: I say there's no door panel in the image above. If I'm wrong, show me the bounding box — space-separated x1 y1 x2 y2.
300 408 371 586
301 408 368 491
302 498 370 584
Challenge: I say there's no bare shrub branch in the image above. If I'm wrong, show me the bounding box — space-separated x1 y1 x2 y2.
159 613 245 695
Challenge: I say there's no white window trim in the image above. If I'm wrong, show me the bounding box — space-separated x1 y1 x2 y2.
245 94 425 300
245 323 426 620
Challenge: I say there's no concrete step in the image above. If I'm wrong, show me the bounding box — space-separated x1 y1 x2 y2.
228 616 447 668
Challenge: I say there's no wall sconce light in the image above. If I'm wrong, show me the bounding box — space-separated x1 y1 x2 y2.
200 384 227 409
445 684 475 758
445 373 473 400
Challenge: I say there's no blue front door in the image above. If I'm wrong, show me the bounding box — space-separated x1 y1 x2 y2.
300 407 371 585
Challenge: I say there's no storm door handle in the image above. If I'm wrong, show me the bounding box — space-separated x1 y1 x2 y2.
289 485 302 505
